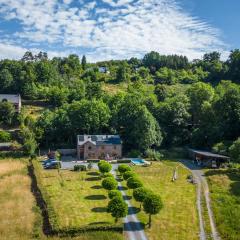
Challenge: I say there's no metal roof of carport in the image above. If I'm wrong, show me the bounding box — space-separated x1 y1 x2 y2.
189 149 230 159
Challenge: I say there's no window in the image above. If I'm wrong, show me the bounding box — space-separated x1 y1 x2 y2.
114 146 117 150
88 146 92 150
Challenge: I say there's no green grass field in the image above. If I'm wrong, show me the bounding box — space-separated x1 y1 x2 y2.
124 161 199 240
0 158 36 240
33 160 123 237
206 169 240 240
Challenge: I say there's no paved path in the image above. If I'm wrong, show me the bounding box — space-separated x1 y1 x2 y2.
112 172 148 240
180 160 220 240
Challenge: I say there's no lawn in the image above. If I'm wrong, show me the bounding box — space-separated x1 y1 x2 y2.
0 158 36 240
205 169 240 240
33 160 123 237
125 161 199 240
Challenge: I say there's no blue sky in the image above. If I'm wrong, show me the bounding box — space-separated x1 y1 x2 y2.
0 0 238 61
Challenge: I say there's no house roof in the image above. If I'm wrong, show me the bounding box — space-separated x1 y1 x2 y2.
77 135 121 146
0 94 21 104
189 149 230 159
0 142 11 147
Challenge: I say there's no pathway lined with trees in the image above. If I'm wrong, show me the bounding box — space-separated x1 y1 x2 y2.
114 173 148 240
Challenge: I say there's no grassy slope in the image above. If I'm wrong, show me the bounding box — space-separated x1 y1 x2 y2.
33 160 122 233
126 161 199 240
206 169 240 240
0 158 36 240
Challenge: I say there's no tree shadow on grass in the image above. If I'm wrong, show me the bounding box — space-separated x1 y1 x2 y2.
128 206 140 215
91 185 102 189
123 195 132 201
85 195 107 200
85 176 101 181
87 172 99 176
91 207 107 213
124 221 145 231
118 186 128 191
230 181 240 196
88 221 109 225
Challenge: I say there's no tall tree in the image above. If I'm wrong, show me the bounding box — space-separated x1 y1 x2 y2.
81 55 87 70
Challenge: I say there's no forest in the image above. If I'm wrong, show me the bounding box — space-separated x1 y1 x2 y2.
1 50 240 160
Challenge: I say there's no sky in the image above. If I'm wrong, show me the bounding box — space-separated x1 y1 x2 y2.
0 0 239 62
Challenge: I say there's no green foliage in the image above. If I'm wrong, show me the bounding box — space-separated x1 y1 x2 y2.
0 130 11 142
127 149 141 158
145 149 163 161
133 187 151 207
108 190 122 199
73 165 87 171
212 142 228 155
102 177 118 190
118 164 131 174
20 127 37 156
0 101 16 125
123 171 136 180
229 138 240 163
103 172 114 178
0 68 13 91
107 196 128 222
126 177 143 189
98 160 112 174
143 193 163 228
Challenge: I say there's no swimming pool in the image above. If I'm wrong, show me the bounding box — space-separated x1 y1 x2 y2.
131 158 145 165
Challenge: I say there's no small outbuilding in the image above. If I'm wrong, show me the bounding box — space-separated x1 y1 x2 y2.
189 149 230 168
0 94 22 113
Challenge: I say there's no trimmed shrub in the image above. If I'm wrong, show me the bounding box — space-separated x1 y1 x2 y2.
74 165 87 171
118 164 131 175
102 177 118 190
98 160 112 174
123 171 136 180
0 130 11 142
127 177 143 189
108 190 122 199
133 187 151 209
103 172 114 178
143 193 163 228
107 196 128 223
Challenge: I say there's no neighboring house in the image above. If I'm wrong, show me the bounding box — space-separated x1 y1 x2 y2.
98 66 110 74
0 94 22 113
77 135 122 160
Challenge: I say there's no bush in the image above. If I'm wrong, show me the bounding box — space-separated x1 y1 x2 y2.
127 177 143 189
74 165 87 171
127 149 141 158
108 190 122 199
145 149 163 161
123 171 136 180
0 130 11 142
133 187 151 208
107 196 128 222
229 138 240 163
98 160 112 174
103 172 114 178
118 164 131 175
102 177 118 190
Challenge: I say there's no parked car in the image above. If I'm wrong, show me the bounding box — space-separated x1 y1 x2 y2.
42 159 56 166
44 161 61 169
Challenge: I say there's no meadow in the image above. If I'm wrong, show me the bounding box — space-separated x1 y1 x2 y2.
0 158 36 240
206 169 240 240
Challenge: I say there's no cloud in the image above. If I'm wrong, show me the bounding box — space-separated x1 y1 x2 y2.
0 0 228 61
